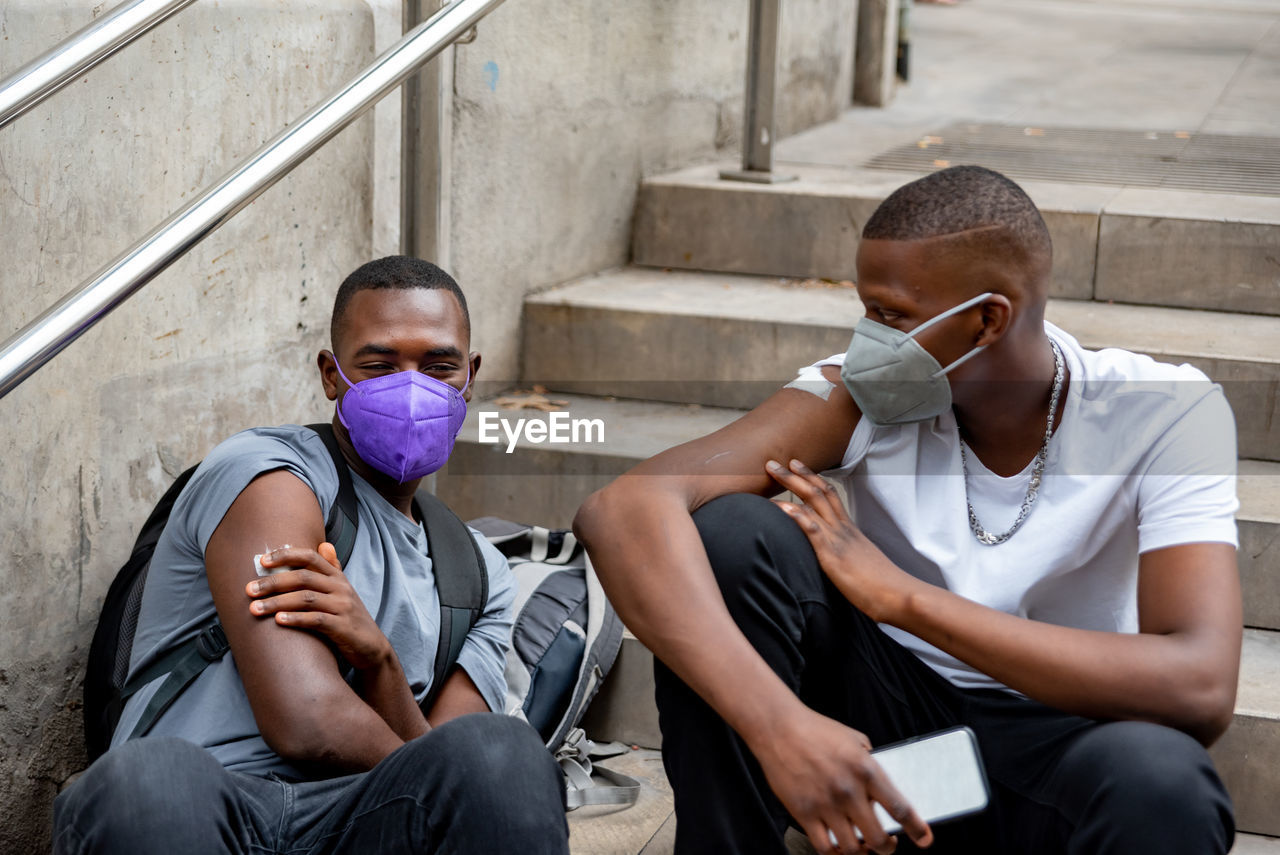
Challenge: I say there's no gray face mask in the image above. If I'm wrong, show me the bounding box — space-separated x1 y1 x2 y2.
840 291 994 426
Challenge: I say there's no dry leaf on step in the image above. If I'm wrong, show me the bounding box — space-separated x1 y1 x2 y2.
492 389 569 411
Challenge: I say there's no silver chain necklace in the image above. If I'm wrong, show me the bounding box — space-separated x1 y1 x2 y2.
959 339 1065 546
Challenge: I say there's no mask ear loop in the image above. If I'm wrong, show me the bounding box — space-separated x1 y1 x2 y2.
905 291 994 341
931 343 987 378
330 355 360 430
897 291 994 379
332 356 358 391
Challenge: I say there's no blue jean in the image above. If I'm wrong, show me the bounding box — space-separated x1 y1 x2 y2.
53 713 569 854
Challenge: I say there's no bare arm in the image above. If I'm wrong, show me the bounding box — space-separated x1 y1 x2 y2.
771 460 1242 745
424 667 492 726
206 470 426 772
911 543 1239 743
575 385 853 741
574 378 933 854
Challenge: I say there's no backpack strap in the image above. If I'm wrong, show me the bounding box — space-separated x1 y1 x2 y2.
305 423 359 569
120 424 357 742
469 516 581 565
121 622 231 742
414 490 488 714
556 728 641 810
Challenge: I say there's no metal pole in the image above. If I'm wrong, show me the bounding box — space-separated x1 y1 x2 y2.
0 0 508 400
0 0 196 131
402 1 471 263
401 0 431 259
720 0 794 184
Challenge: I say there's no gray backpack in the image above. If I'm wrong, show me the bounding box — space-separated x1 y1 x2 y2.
469 517 640 810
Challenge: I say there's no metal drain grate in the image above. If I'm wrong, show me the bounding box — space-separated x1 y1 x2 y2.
864 123 1280 196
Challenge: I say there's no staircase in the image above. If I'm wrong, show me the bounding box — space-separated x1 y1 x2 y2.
435 127 1280 853
432 0 1280 847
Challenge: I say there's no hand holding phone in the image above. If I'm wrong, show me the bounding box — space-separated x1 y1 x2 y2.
827 726 990 846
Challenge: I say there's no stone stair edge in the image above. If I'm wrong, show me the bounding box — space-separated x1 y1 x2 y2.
527 265 1280 365
640 161 1280 224
631 166 1280 316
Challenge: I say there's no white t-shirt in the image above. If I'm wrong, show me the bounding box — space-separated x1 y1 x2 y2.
798 322 1239 692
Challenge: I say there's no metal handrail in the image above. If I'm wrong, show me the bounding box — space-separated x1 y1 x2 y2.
0 0 196 130
0 0 508 400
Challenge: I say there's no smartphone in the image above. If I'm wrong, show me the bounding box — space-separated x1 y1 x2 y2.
829 725 989 845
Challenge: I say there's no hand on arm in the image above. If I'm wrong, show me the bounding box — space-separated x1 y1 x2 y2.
575 375 933 853
205 470 423 772
252 536 505 732
770 460 1242 745
249 542 429 743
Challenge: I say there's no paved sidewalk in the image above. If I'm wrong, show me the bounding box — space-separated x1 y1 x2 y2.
778 0 1280 168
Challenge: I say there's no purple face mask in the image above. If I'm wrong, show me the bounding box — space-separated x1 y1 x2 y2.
333 359 470 483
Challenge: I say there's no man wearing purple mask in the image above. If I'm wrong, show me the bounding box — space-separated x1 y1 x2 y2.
54 257 570 854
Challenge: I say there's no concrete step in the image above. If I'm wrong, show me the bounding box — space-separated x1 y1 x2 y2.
566 747 672 855
581 632 661 751
521 267 1280 461
439 393 1280 630
436 394 741 528
1235 834 1280 855
580 813 1278 855
1240 460 1280 632
632 162 1280 317
574 630 1280 843
1212 627 1280 838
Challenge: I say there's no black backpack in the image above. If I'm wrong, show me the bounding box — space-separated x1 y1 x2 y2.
83 423 487 762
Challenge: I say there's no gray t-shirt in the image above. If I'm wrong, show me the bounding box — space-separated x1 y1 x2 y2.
111 425 515 779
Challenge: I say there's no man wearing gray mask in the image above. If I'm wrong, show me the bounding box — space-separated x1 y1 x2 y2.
574 166 1240 854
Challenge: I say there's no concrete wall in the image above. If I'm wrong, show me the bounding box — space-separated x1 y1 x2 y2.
0 2 382 850
0 1 854 850
445 0 857 383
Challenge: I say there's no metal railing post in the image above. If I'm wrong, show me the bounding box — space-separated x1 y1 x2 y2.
720 0 794 184
0 0 508 400
0 0 196 131
401 0 455 265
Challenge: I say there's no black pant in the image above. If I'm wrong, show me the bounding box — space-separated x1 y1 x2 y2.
655 493 1235 855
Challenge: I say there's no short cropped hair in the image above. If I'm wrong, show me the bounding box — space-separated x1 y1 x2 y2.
863 166 1052 271
330 256 470 347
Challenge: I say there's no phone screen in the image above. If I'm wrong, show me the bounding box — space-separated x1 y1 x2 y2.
868 726 990 835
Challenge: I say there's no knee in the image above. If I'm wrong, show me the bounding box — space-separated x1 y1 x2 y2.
1085 723 1226 802
1070 723 1233 839
436 713 555 774
419 714 565 812
692 493 818 595
420 714 568 845
55 738 225 851
65 737 220 808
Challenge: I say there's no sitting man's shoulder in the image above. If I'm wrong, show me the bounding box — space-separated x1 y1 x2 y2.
171 425 340 543
201 424 330 468
1060 328 1227 428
